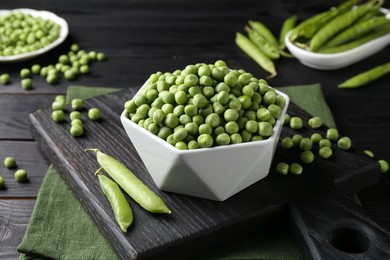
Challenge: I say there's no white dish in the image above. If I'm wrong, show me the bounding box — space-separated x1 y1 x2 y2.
285 9 390 70
0 8 69 62
121 83 289 201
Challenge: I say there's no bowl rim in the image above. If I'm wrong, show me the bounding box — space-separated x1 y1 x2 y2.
0 8 69 62
121 86 290 155
285 29 390 60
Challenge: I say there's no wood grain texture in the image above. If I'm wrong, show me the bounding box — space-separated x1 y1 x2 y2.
0 200 35 260
0 141 50 197
29 89 384 259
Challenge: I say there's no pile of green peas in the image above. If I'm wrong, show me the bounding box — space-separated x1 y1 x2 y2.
51 95 102 138
0 156 28 189
276 114 389 175
0 12 60 56
124 60 287 150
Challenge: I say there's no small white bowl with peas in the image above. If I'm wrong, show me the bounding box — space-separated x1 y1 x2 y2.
0 8 69 62
121 61 289 201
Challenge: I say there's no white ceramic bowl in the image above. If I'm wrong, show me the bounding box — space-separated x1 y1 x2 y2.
0 8 69 62
120 85 289 201
284 9 390 70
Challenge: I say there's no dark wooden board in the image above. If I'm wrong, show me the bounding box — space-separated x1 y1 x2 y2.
28 88 388 259
0 200 36 259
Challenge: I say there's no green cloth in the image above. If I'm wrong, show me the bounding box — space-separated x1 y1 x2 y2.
18 84 334 260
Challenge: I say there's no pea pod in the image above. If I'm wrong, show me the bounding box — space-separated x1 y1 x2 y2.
86 149 171 214
246 26 280 59
98 173 133 232
235 32 277 78
319 24 390 54
309 0 380 51
289 0 358 42
248 20 279 47
279 15 297 49
324 15 390 48
338 62 390 88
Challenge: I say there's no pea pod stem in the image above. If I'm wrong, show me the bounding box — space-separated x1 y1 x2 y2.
97 173 133 232
235 32 277 78
86 148 171 214
338 62 390 88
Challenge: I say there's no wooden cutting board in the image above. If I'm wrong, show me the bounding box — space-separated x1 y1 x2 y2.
29 89 390 259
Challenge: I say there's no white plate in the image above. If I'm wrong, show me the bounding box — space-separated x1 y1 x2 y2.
0 8 69 62
285 8 390 70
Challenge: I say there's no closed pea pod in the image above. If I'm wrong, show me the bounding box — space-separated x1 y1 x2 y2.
338 62 390 88
246 26 280 60
86 149 171 214
324 16 390 48
309 1 377 51
97 173 133 232
235 32 277 78
279 15 297 49
248 20 279 47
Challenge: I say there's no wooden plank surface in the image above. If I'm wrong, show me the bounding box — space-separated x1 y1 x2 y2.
0 0 389 259
29 89 383 259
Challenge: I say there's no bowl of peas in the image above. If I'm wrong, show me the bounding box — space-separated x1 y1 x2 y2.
120 61 289 201
0 8 69 62
284 2 390 70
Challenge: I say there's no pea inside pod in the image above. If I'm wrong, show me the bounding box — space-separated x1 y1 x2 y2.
97 173 133 232
86 149 171 214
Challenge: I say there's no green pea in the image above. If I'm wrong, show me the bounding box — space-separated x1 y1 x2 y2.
251 135 264 141
275 96 286 108
326 128 339 141
276 162 289 175
300 151 315 164
308 116 323 129
319 139 331 148
97 52 106 61
238 95 251 109
4 156 16 169
240 129 252 142
0 176 4 189
64 69 77 80
198 65 211 77
188 140 199 149
71 119 83 127
125 100 137 113
52 100 65 111
258 122 273 137
283 114 291 125
46 73 58 85
20 68 32 78
21 78 33 90
310 133 322 144
175 141 188 150
31 64 41 74
217 91 230 105
197 134 213 148
319 146 333 159
52 110 65 122
184 74 198 87
161 103 174 115
165 113 179 129
242 85 254 97
80 65 89 74
88 108 101 120
173 128 188 142
192 115 204 125
225 121 239 134
337 136 352 150
202 86 215 98
215 82 230 93
245 120 258 134
70 124 84 137
148 123 160 134
205 113 220 128
290 117 303 130
292 134 303 146
216 133 230 145
268 104 282 119
256 108 270 121
71 98 84 110
224 72 238 87
290 163 303 175
193 94 208 108
199 123 212 135
70 111 81 120
237 73 252 86
378 159 389 173
224 109 239 122
263 91 277 105
281 137 294 149
230 133 243 144
0 74 11 85
14 169 28 182
157 126 172 140
299 138 312 151
133 95 148 107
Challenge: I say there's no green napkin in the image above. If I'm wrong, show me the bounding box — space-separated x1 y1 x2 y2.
18 84 334 260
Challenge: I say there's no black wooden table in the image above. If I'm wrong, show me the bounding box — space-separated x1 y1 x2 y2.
1 0 389 258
